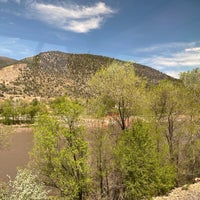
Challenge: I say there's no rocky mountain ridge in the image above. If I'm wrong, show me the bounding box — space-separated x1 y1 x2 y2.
0 51 175 99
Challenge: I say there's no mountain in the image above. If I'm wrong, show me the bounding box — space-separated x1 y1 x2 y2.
0 56 17 68
0 51 175 98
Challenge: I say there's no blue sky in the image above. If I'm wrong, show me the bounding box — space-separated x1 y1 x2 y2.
0 0 200 78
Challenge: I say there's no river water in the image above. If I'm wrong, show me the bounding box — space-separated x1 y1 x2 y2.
0 127 33 181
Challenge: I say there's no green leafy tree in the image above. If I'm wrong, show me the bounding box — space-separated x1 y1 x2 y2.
50 96 83 129
149 81 184 162
180 68 200 118
115 121 175 199
0 98 41 124
88 62 146 130
0 99 13 124
31 97 90 199
25 98 41 122
179 68 200 182
180 68 200 92
149 80 200 185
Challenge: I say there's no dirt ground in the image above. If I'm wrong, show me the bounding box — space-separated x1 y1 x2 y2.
153 182 200 200
0 126 33 181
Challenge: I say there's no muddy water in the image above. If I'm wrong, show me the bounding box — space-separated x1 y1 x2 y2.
0 127 33 181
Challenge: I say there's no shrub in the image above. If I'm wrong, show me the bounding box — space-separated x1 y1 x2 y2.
1 169 48 200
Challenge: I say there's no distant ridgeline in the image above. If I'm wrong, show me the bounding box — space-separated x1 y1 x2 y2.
0 56 17 68
0 51 175 98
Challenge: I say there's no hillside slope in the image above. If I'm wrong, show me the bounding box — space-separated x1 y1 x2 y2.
0 51 175 98
0 56 17 68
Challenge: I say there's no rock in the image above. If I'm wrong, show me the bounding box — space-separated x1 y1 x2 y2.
153 182 200 200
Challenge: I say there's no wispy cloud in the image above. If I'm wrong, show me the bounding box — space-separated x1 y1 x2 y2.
140 47 200 68
136 41 200 78
27 1 116 33
136 42 196 53
185 47 200 52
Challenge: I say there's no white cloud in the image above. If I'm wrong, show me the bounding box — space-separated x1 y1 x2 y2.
185 47 200 52
143 50 200 68
136 42 200 78
67 17 102 33
27 2 116 33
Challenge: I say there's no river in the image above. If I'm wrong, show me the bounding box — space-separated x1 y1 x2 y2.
0 126 33 181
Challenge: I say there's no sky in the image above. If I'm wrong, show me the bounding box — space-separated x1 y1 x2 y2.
0 0 200 78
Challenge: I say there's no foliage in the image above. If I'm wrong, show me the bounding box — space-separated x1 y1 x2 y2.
88 62 146 130
149 79 200 185
149 81 184 160
31 97 90 199
115 121 175 199
0 168 48 200
0 99 13 124
180 68 200 92
1 65 200 199
50 96 83 127
0 98 41 124
180 67 200 115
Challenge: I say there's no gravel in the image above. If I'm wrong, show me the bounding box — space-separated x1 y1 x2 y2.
153 182 200 200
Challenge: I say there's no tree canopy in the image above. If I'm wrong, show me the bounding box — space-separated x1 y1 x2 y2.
88 62 146 130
